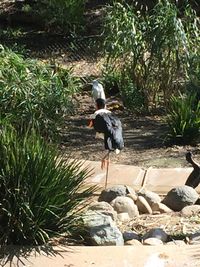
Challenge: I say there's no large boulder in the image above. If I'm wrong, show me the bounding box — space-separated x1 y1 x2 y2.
111 196 139 218
98 185 128 203
162 185 199 211
83 211 124 246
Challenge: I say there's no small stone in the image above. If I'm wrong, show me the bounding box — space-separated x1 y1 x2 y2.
98 185 127 203
138 189 161 207
153 211 161 215
125 185 137 196
143 237 163 245
123 231 140 241
127 193 137 202
188 232 200 245
143 228 168 242
181 205 200 216
195 198 200 205
88 201 117 220
166 240 186 245
111 196 139 218
117 212 130 222
152 202 173 213
136 196 153 214
125 239 142 246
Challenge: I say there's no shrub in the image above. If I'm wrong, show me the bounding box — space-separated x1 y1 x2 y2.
0 124 95 246
36 0 86 33
103 1 200 111
0 46 80 139
165 93 200 144
102 66 121 96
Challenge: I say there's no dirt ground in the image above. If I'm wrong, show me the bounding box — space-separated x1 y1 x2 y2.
61 92 200 169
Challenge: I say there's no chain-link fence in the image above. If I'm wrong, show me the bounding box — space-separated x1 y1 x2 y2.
0 33 104 82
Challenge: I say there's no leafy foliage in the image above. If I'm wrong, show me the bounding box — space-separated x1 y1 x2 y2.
36 0 86 33
166 93 200 144
0 124 95 245
0 46 80 139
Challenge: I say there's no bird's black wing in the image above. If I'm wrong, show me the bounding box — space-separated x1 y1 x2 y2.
93 113 124 151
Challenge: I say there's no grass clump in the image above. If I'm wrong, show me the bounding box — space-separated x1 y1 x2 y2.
166 93 200 144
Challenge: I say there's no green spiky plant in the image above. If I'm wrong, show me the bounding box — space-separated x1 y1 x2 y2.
166 93 200 144
0 123 96 246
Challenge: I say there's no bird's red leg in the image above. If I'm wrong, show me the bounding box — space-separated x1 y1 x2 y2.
101 151 110 170
105 152 110 189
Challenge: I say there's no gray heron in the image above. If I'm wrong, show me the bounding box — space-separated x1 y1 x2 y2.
92 80 106 102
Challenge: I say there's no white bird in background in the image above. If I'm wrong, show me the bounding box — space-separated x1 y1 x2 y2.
92 80 106 102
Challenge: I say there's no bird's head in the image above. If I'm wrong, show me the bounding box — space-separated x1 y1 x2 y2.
92 80 99 87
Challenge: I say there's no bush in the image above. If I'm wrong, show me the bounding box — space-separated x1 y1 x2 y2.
102 66 121 96
0 46 80 140
165 93 200 144
0 124 95 246
120 74 145 113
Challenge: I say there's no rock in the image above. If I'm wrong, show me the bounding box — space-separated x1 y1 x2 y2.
153 211 161 215
162 185 199 211
117 212 130 222
127 193 138 202
123 231 140 242
111 196 139 218
143 238 163 245
195 198 200 205
136 196 152 214
98 185 128 203
125 186 137 199
83 211 124 246
125 239 142 246
181 205 200 216
166 240 186 245
143 228 168 242
188 232 200 245
151 202 173 213
138 189 161 207
88 201 117 220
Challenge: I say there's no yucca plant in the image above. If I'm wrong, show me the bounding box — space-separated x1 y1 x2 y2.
0 124 95 246
166 93 200 144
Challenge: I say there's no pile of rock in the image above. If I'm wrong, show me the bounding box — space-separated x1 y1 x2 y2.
82 185 200 246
